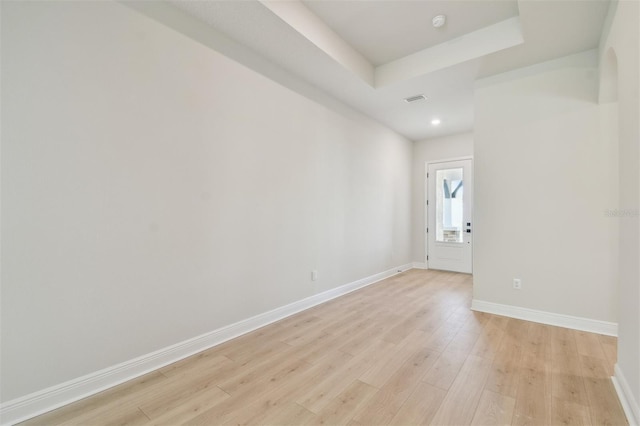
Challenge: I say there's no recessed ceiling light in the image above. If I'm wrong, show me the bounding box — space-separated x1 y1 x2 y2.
431 118 441 126
432 15 446 28
404 94 427 103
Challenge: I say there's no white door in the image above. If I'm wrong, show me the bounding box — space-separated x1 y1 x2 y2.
426 159 473 273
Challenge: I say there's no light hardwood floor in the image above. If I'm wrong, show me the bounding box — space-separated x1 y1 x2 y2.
22 269 628 425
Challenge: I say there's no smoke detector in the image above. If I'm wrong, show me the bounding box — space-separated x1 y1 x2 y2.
432 15 446 28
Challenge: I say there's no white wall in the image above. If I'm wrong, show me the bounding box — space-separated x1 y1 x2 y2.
473 50 619 324
600 0 640 415
0 1 412 402
411 133 473 263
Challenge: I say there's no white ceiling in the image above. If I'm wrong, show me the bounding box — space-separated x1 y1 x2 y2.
158 0 610 141
302 0 520 66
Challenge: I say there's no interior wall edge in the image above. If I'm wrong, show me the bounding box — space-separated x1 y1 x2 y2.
612 363 640 426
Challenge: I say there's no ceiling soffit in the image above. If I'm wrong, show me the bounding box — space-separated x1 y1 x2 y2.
259 0 523 89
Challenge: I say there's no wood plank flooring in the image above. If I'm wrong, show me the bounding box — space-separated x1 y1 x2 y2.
22 269 628 425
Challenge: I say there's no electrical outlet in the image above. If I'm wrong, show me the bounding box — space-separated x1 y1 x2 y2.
513 278 522 290
311 270 318 281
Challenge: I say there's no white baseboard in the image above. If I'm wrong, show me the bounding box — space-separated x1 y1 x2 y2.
471 299 618 336
612 364 640 426
0 263 412 426
412 261 427 269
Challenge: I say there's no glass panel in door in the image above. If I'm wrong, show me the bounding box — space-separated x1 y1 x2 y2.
435 168 463 243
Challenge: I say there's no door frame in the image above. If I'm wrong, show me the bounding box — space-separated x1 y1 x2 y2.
424 156 474 270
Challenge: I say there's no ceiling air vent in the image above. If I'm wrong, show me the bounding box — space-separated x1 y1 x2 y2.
404 94 427 103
